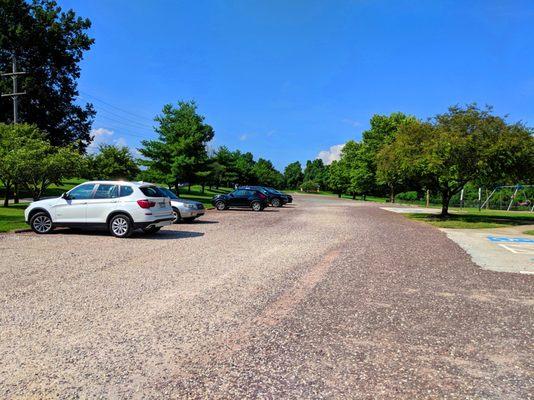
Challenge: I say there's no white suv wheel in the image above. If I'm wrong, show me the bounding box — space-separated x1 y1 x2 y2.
110 215 132 238
31 213 53 234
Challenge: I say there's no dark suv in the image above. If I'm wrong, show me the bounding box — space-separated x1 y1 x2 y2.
239 186 290 207
212 189 269 211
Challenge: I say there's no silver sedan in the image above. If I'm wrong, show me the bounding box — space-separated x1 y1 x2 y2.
159 188 205 223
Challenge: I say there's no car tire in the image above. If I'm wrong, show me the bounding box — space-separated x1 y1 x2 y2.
30 212 54 234
251 201 262 212
109 214 133 238
142 226 161 234
172 207 181 223
271 198 282 207
215 201 226 211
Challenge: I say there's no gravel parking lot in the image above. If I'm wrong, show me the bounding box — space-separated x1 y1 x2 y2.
0 195 532 398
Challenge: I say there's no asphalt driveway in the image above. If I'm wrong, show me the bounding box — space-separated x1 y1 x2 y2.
0 195 532 398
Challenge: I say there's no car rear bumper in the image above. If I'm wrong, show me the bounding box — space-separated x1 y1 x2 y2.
134 217 174 229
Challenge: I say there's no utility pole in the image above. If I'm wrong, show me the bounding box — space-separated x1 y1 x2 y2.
1 56 27 204
1 56 26 123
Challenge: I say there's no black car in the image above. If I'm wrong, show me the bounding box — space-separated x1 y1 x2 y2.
266 187 293 204
239 186 290 207
212 189 269 211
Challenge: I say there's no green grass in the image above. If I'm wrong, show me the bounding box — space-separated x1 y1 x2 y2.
407 209 534 229
0 203 28 232
300 190 389 203
524 230 534 235
174 186 232 209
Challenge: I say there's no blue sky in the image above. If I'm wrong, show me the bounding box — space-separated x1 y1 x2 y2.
61 0 534 170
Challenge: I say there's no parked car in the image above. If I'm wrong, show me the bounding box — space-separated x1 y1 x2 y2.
24 181 174 238
158 187 205 223
238 186 291 207
266 187 293 204
212 189 269 211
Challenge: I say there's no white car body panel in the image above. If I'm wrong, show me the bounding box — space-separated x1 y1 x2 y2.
25 181 174 230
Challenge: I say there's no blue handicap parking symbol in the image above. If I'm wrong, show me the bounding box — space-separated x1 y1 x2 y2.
487 236 534 243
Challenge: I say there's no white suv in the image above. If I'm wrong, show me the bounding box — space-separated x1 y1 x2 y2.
24 181 174 238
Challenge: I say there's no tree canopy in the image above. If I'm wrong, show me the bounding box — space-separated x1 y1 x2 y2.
0 123 82 203
139 101 214 193
284 161 304 189
88 144 140 181
0 0 95 149
377 104 534 215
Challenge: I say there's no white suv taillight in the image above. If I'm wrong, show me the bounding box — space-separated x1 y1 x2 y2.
137 199 156 209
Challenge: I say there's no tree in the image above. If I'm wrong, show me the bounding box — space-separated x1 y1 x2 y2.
0 123 82 203
0 123 41 206
90 144 140 180
304 159 328 190
0 0 95 149
252 158 284 187
327 160 349 197
356 113 416 196
376 141 408 203
234 151 256 185
139 101 214 194
21 144 83 200
380 104 534 215
284 161 304 189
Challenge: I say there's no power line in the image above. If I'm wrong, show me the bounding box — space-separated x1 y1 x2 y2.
94 110 154 130
79 90 155 121
92 105 154 128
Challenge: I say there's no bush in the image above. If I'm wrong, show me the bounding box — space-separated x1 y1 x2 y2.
301 180 319 192
396 191 419 201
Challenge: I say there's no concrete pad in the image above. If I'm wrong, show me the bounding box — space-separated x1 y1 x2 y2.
441 225 534 274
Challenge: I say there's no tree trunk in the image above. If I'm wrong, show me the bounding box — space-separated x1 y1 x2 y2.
188 184 191 193
352 193 356 200
441 190 451 216
201 183 205 194
174 182 180 196
389 186 395 203
14 183 19 204
3 184 10 207
363 194 366 201
338 193 341 198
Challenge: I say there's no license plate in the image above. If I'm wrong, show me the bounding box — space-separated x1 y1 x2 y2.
156 220 172 227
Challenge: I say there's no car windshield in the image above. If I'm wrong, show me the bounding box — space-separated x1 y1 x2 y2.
159 187 179 200
267 188 282 194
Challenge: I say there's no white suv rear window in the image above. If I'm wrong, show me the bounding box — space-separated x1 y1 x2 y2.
140 186 165 197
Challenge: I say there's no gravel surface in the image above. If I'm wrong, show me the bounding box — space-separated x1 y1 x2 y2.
0 195 532 399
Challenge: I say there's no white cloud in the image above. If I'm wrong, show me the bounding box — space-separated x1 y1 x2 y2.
239 134 249 141
317 144 345 165
88 127 114 152
88 127 128 153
